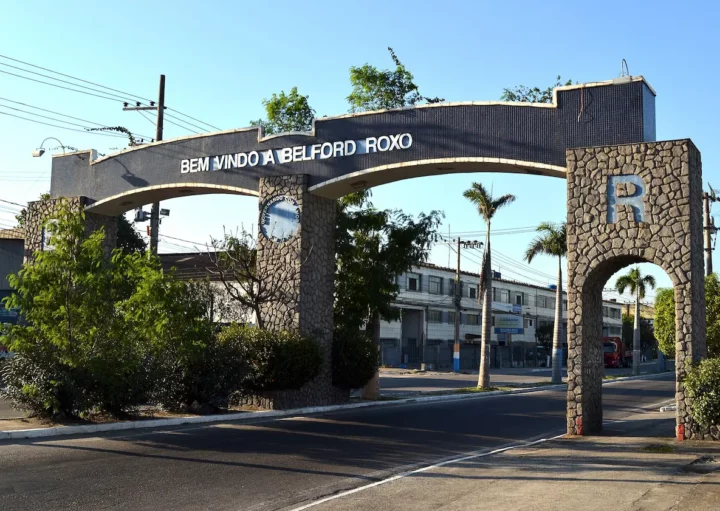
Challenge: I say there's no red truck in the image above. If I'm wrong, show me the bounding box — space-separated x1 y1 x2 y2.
603 337 631 368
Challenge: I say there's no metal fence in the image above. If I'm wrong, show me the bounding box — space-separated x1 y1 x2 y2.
381 341 567 371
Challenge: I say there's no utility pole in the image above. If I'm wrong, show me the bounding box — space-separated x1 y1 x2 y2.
704 192 714 276
454 237 461 373
123 74 165 255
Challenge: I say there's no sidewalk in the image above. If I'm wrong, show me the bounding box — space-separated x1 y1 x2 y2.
299 411 720 511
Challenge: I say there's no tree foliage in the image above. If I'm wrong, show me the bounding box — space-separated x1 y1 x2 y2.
616 267 656 300
116 215 146 254
524 223 567 263
621 314 656 351
250 87 315 135
462 183 516 228
654 288 676 357
536 323 553 352
685 357 720 427
332 329 379 389
335 190 443 332
653 274 720 359
347 47 444 112
500 76 573 103
208 229 299 329
218 324 322 391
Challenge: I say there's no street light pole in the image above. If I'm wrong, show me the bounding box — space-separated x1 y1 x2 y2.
454 237 461 372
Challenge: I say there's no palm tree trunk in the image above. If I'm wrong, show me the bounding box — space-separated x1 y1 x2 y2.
551 256 563 384
633 295 641 376
478 225 492 388
361 312 382 399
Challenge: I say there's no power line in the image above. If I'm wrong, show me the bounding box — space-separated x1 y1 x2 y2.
0 69 129 103
0 110 130 138
0 53 221 132
0 97 153 140
0 198 25 208
141 109 203 135
166 108 221 131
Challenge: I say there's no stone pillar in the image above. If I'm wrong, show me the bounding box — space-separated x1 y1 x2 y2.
254 174 347 409
24 197 117 261
566 140 708 439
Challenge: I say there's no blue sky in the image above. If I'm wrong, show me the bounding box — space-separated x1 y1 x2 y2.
1 0 718 306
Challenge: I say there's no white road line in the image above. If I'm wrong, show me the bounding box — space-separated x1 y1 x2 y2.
288 433 566 511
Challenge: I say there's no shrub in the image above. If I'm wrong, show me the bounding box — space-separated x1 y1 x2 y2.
151 329 247 412
332 329 379 389
685 358 720 427
218 324 322 392
1 205 207 418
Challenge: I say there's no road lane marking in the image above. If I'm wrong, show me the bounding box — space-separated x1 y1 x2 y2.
288 433 566 511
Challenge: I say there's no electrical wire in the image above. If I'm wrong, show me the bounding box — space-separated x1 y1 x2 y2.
0 97 153 140
0 110 128 138
0 198 25 208
0 53 221 131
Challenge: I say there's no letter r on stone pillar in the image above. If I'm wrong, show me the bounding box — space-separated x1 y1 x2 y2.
607 175 646 223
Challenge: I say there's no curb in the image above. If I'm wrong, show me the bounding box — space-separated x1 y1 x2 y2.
0 371 673 441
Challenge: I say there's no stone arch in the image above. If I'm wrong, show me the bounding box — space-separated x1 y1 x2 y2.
566 140 708 439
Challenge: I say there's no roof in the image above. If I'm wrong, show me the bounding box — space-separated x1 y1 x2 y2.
0 228 24 240
159 252 223 281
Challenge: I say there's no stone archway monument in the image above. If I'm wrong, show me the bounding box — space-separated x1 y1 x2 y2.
566 140 709 440
31 76 713 416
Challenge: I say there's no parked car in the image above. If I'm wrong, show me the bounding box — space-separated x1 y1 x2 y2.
603 336 630 368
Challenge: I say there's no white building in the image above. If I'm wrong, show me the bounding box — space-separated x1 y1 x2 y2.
379 263 623 370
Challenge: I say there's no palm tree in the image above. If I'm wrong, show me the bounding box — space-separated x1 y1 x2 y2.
615 267 656 375
463 183 516 388
525 223 567 384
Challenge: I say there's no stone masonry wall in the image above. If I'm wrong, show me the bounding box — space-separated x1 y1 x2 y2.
566 140 711 439
250 174 348 409
24 197 117 261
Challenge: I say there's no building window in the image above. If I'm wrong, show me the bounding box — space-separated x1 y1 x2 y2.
468 284 478 300
537 296 547 308
428 276 442 295
447 311 456 324
428 309 443 323
547 298 555 310
407 273 420 292
602 306 609 317
466 314 479 325
563 300 568 311
524 318 534 328
515 293 523 306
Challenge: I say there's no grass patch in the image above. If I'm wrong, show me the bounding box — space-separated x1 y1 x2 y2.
455 386 502 394
641 444 675 454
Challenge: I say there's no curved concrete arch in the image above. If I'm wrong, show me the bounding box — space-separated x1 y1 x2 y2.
308 157 566 198
84 183 258 216
49 77 655 209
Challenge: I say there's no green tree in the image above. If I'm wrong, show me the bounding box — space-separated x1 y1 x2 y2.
525 222 567 383
463 183 516 388
707 273 720 358
500 76 573 103
536 323 554 367
621 313 656 354
654 288 676 357
615 267 656 375
335 190 442 398
347 47 444 112
250 87 315 135
117 215 146 254
1 203 212 417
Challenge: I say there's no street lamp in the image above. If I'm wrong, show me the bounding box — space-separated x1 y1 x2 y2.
32 137 67 158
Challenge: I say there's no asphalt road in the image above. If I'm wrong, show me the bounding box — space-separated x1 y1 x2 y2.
378 362 661 394
0 374 674 511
